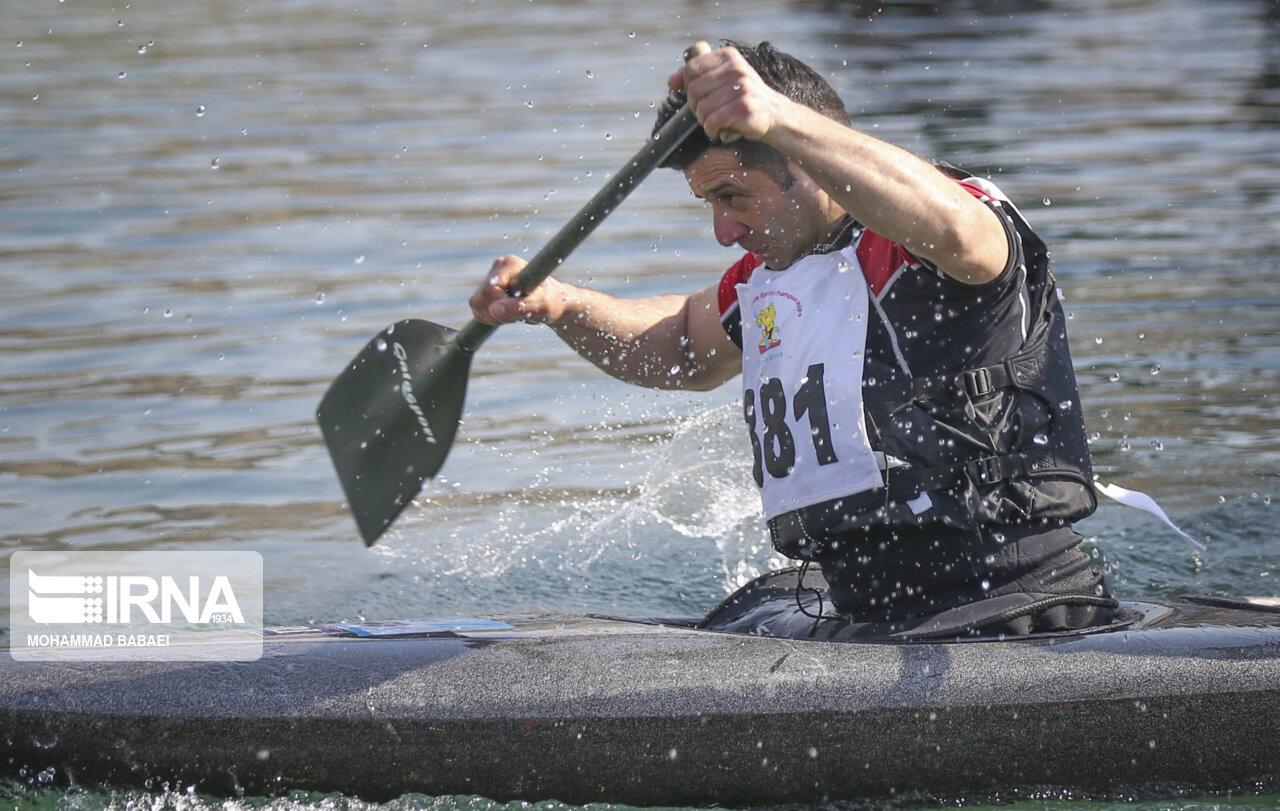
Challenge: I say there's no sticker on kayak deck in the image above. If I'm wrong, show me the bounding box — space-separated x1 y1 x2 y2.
260 625 348 638
332 617 512 637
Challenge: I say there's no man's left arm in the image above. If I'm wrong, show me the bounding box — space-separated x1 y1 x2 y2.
676 47 1010 284
766 104 1010 284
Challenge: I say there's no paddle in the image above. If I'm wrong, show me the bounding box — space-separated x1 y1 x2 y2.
317 43 714 545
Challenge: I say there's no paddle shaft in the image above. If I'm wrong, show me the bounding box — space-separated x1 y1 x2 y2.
454 103 701 354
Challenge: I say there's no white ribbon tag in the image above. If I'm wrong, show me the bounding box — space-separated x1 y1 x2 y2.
1094 481 1206 551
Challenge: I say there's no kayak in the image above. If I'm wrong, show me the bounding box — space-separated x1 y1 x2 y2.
4 569 1280 805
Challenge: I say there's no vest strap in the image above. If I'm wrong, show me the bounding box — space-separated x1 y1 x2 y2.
962 362 1011 397
911 359 1015 400
910 337 1051 402
914 450 1063 492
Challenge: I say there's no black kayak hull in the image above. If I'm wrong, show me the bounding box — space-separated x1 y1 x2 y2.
4 596 1280 804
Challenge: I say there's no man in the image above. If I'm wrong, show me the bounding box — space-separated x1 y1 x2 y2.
471 41 1109 631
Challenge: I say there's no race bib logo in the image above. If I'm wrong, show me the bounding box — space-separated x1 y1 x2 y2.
755 304 782 353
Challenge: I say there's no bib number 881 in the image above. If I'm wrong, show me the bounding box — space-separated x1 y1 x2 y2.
744 362 838 486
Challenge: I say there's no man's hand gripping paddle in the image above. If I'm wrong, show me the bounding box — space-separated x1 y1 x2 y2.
317 43 716 544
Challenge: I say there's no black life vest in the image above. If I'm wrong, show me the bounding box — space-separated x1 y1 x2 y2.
769 169 1097 557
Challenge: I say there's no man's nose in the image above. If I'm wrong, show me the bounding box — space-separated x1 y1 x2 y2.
713 210 749 247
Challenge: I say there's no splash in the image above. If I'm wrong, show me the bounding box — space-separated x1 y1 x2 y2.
383 403 779 600
631 402 783 592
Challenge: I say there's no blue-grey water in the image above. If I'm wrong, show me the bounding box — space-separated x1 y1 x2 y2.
2 0 1278 808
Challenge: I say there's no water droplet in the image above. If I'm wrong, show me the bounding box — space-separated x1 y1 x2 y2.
585 70 595 79
1108 372 1121 382
1119 439 1131 451
808 747 819 759
314 292 326 305
1094 336 1103 345
163 309 174 318
210 157 220 170
117 71 127 79
1058 399 1074 411
1150 440 1164 451
1032 432 1049 446
1042 197 1051 206
667 748 679 762
196 104 206 117
137 44 147 54
354 255 365 264
1150 364 1161 376
374 338 388 353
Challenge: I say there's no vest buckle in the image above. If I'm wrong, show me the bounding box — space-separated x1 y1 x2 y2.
962 366 994 397
969 455 1005 484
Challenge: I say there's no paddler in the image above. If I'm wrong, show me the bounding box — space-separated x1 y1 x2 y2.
470 41 1111 631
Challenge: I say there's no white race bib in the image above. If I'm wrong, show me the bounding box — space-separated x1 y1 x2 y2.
736 245 882 519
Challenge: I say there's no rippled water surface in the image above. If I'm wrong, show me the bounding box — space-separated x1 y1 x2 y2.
3 0 1279 808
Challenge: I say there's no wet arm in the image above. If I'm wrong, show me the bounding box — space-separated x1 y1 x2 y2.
471 257 740 391
545 281 739 391
764 104 1010 283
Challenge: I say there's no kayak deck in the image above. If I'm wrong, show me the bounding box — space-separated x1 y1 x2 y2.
4 594 1280 804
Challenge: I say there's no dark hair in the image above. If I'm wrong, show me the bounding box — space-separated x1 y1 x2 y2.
652 41 850 185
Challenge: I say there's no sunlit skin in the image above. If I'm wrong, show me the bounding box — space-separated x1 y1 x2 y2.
682 148 845 270
469 44 1011 391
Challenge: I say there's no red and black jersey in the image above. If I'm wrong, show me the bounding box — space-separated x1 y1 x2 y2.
717 173 1098 621
717 179 1026 376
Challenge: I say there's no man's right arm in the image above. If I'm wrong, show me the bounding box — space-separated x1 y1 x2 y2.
469 255 741 391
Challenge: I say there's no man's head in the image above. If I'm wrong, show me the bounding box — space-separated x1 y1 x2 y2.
652 40 850 185
655 42 851 268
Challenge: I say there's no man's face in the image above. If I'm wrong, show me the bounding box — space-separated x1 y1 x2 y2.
683 147 827 269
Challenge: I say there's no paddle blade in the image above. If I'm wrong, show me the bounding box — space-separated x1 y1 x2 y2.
317 319 472 545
